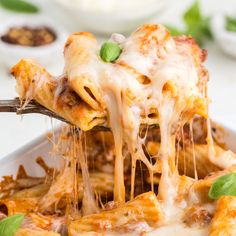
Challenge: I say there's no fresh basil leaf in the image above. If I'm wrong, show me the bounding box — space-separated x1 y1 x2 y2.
200 17 212 39
100 42 121 63
225 16 236 32
165 25 185 36
186 19 212 46
183 1 212 46
184 0 202 28
0 0 39 13
0 214 24 236
187 26 204 46
208 173 236 200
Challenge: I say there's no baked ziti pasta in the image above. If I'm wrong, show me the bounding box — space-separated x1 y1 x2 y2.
0 24 235 235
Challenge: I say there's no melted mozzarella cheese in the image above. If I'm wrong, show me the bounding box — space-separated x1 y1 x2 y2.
148 224 208 236
65 24 208 229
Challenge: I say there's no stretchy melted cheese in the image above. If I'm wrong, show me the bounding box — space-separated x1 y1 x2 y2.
64 25 208 211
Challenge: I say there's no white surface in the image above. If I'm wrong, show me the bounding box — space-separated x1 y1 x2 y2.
0 0 236 158
0 0 68 158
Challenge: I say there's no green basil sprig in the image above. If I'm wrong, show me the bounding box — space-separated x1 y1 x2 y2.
225 16 236 33
100 42 121 63
208 173 236 200
0 213 24 236
0 0 39 13
166 0 212 46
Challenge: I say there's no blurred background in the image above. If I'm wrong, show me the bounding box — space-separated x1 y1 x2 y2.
0 0 236 157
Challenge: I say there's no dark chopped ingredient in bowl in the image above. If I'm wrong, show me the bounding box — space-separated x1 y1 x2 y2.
1 26 57 47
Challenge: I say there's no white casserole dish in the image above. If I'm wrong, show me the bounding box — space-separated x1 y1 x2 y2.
0 132 54 177
0 122 235 236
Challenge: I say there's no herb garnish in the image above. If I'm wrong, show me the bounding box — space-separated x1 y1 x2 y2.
0 213 24 236
100 42 122 63
225 16 236 32
208 173 236 200
0 0 39 13
166 0 212 46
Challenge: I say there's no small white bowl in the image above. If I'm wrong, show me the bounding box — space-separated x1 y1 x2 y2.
211 11 236 58
0 16 67 69
55 0 171 35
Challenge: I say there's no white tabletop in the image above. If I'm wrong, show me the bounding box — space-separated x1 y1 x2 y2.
0 0 236 158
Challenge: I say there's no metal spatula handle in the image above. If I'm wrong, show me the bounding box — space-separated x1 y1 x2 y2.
0 98 159 132
0 98 70 124
0 98 112 131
